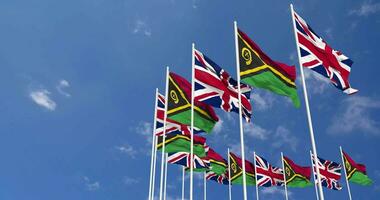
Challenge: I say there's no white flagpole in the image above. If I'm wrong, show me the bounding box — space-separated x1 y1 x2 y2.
204 171 207 200
233 20 248 200
190 43 195 200
164 153 168 200
281 152 289 200
228 148 232 200
148 88 159 200
182 167 185 200
159 67 170 200
253 152 259 200
340 146 353 200
290 4 325 200
310 151 320 200
151 131 159 200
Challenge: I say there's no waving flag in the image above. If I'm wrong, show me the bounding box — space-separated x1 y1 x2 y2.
237 28 300 107
283 156 312 188
293 10 358 94
255 154 284 187
228 152 256 185
194 49 252 122
206 148 228 175
311 154 342 190
167 152 210 170
167 72 219 133
155 93 203 136
206 171 229 185
342 150 373 186
157 133 207 157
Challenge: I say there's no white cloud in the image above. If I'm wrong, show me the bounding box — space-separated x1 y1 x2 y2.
123 176 139 185
250 92 274 111
261 187 292 197
132 19 152 37
349 1 380 16
324 28 333 39
328 96 380 135
136 121 153 143
244 122 270 140
272 126 298 152
56 79 71 97
115 144 137 158
83 176 100 191
29 89 57 111
301 69 331 94
213 119 224 134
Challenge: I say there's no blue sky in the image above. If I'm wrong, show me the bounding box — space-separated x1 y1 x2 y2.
1 0 380 199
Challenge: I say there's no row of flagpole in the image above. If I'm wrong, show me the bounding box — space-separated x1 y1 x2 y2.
146 4 355 200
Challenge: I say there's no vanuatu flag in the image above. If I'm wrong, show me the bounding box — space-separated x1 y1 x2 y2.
207 148 228 175
237 28 300 108
167 72 219 133
283 156 312 188
156 133 207 157
229 152 255 185
342 150 373 186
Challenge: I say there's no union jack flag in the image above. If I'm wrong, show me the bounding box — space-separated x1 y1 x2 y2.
155 93 203 136
205 171 229 185
311 154 342 190
254 154 284 187
293 10 358 94
167 152 210 169
194 49 252 122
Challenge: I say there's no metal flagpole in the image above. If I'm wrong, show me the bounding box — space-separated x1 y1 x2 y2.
151 130 159 200
310 151 320 200
163 153 168 200
159 67 170 200
204 171 207 200
227 148 232 200
340 146 353 200
281 152 289 200
148 88 159 200
290 4 325 200
253 152 259 200
190 43 195 200
182 167 185 200
233 20 248 200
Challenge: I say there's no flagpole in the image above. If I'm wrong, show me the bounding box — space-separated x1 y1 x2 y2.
159 67 170 200
182 166 185 200
233 20 248 200
148 88 159 200
340 146 353 200
190 43 195 200
310 150 320 200
163 153 168 200
204 171 207 200
227 148 232 200
151 130 159 200
253 152 259 200
281 152 289 200
290 4 325 200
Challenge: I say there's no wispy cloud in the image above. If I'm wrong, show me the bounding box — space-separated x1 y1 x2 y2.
250 91 276 111
115 144 137 158
301 69 331 94
272 126 298 152
328 96 380 136
261 187 292 198
83 176 100 191
213 119 224 134
29 89 57 111
349 1 380 16
136 121 153 143
56 79 71 97
244 122 270 140
123 176 139 185
132 19 152 37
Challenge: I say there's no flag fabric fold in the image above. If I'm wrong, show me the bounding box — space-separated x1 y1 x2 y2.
293 10 358 94
167 151 210 170
206 148 228 175
283 156 313 188
156 133 207 157
206 171 229 185
167 72 219 133
237 28 301 107
342 150 373 186
194 49 252 122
